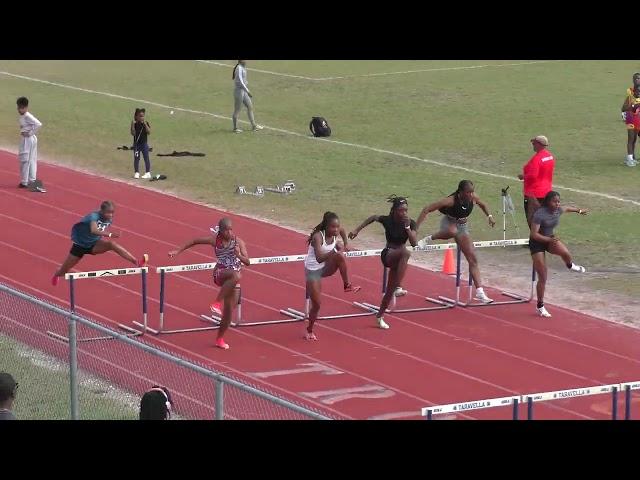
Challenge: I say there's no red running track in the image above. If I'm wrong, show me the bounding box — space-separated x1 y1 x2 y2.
1 151 639 420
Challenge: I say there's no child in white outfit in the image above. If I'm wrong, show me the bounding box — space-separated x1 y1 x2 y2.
17 96 44 192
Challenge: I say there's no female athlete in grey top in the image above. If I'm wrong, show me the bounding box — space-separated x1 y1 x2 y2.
415 180 496 304
529 190 588 318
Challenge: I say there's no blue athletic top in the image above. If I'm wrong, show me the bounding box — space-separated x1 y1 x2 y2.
71 212 112 247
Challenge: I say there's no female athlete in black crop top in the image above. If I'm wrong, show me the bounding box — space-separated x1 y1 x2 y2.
349 195 417 329
415 180 496 304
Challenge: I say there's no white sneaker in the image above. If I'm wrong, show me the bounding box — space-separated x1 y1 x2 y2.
234 128 243 134
625 158 637 167
252 124 264 131
570 264 586 273
134 172 140 179
142 172 151 179
475 289 494 304
417 236 432 249
537 306 552 317
377 317 390 329
394 287 407 297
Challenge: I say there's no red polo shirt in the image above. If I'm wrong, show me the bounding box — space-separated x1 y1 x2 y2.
523 148 555 198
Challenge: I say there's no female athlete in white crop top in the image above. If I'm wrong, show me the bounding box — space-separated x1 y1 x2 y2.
304 212 361 340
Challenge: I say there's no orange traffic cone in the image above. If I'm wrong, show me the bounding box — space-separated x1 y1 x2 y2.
442 248 456 275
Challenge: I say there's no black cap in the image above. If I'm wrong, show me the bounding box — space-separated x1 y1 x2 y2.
0 372 17 402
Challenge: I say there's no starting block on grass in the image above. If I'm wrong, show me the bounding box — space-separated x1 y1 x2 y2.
263 180 296 195
236 185 265 196
236 181 295 196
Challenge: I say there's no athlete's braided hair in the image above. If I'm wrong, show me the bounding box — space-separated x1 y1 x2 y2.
450 180 474 196
308 211 339 245
232 60 242 80
387 195 409 216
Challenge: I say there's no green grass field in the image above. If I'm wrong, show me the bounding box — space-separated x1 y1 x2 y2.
0 333 138 420
0 60 638 297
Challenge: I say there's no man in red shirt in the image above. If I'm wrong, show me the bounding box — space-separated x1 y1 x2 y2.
518 135 555 227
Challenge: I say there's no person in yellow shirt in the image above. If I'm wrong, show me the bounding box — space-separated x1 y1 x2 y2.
621 72 640 167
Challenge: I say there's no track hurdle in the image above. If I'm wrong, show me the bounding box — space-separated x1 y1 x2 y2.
134 261 224 335
422 395 522 420
437 238 534 307
152 253 310 335
354 239 529 316
422 380 640 420
352 241 459 316
47 266 149 342
281 249 385 321
524 383 621 420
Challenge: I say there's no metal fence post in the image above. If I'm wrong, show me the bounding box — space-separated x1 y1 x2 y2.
215 379 224 420
68 313 79 420
0 282 333 420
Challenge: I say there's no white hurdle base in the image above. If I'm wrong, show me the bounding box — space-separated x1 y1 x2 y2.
48 316 146 343
354 297 454 315
199 301 305 329
46 331 133 343
199 314 304 328
438 274 535 308
438 291 532 307
281 305 378 321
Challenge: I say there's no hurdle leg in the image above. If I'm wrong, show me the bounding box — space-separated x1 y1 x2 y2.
470 265 536 307
439 247 464 306
356 263 455 315
46 276 116 342
501 266 536 302
129 269 153 336
235 284 242 325
201 285 241 327
225 285 305 327
285 277 377 322
159 270 166 331
48 278 77 341
283 283 310 319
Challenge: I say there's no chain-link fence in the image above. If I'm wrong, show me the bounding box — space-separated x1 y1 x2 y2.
0 282 334 420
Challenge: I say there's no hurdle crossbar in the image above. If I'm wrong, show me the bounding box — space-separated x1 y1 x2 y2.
524 383 622 420
47 267 149 342
422 395 522 420
154 258 307 334
436 238 534 307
